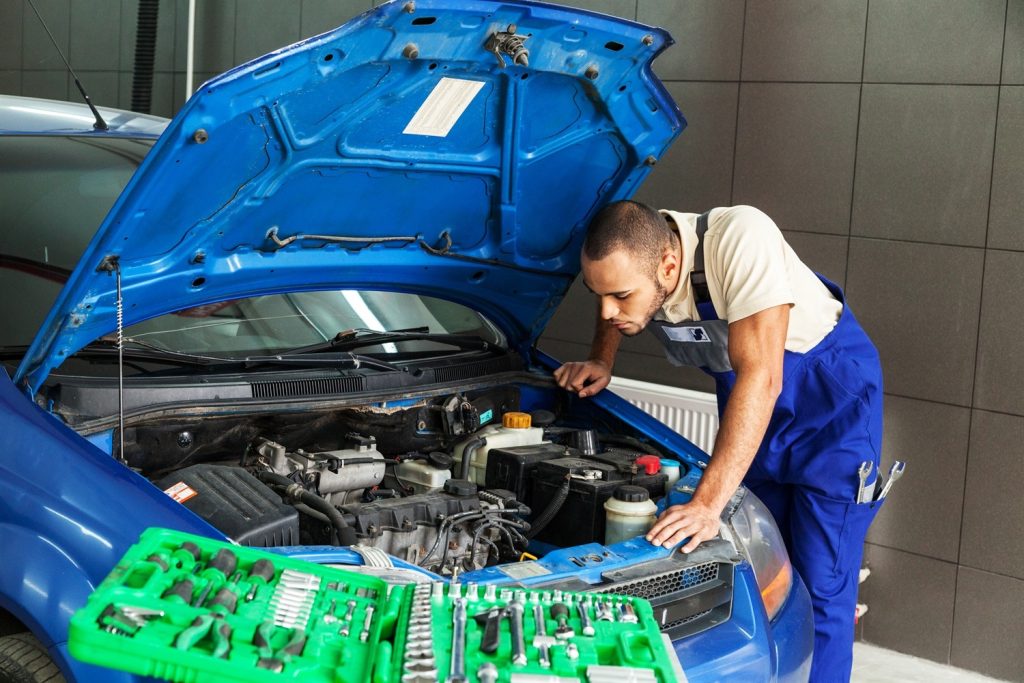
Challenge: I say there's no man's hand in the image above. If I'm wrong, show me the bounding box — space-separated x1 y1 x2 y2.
646 501 722 554
553 359 612 398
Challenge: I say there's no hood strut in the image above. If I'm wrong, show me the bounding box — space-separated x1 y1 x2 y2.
98 255 127 464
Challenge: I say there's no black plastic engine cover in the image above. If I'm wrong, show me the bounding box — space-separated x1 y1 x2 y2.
154 465 299 546
339 492 480 539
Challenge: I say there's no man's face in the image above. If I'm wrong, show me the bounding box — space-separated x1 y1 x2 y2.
581 247 672 337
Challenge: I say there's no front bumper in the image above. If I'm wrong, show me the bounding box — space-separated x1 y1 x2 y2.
674 562 814 682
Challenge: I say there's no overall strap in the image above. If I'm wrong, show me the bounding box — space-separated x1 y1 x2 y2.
690 211 719 321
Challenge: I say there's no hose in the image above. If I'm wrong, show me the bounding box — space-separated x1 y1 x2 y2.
256 470 357 546
459 437 485 481
527 475 571 540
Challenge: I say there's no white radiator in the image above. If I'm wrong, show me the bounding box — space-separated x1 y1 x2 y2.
608 377 720 454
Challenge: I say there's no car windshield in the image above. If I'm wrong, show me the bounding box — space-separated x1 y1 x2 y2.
122 290 505 356
0 135 504 361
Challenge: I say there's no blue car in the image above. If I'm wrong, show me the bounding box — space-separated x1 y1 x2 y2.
0 1 812 681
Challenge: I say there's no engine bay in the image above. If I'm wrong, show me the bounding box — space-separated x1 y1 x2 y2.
128 384 690 576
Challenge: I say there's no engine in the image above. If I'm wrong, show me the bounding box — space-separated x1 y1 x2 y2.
145 388 673 576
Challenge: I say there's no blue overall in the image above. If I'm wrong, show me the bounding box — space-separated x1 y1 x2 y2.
649 213 885 682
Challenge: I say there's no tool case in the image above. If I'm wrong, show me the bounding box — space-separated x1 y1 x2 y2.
69 528 684 682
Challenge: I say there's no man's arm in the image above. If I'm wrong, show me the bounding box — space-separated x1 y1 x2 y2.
553 301 623 398
646 303 789 552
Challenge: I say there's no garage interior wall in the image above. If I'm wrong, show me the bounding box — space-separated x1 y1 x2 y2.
1 0 1022 679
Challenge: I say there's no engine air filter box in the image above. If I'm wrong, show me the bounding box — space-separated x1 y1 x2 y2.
154 465 299 547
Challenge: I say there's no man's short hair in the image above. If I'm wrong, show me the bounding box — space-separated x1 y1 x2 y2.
583 200 674 278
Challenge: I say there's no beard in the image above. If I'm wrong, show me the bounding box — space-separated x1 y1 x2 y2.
620 278 670 337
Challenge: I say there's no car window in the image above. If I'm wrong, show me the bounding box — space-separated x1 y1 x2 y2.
124 289 506 356
0 135 155 347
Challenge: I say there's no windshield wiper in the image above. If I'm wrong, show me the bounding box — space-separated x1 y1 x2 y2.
77 338 219 367
283 327 493 356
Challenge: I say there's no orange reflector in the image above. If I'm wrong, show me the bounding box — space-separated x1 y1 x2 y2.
760 560 793 620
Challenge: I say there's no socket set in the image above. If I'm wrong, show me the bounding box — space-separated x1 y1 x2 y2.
69 528 683 682
68 528 393 683
389 581 681 683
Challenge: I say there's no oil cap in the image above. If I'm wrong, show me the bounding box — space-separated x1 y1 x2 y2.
613 485 651 503
444 478 478 497
635 455 661 475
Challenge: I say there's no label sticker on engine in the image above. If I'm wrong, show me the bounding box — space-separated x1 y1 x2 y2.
480 409 494 425
403 77 485 137
163 482 198 504
497 561 552 580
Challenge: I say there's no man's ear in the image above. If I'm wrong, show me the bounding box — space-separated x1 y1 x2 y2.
659 244 680 284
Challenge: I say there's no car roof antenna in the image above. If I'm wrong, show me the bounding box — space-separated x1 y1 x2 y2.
26 0 109 131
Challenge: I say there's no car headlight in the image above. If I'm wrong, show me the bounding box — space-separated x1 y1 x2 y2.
727 490 793 620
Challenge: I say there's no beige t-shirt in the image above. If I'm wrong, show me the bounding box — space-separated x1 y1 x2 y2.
655 205 841 353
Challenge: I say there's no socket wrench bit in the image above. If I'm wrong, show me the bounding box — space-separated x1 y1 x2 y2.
577 600 595 636
360 605 375 642
447 598 467 683
508 598 527 666
477 663 498 683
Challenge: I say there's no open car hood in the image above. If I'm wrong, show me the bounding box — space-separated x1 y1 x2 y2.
15 0 683 395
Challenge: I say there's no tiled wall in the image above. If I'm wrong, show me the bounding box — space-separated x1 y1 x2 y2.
1 0 1021 678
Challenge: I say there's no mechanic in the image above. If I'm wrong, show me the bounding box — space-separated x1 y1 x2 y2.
554 200 884 682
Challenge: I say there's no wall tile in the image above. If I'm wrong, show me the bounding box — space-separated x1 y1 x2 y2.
0 71 21 95
172 0 237 74
780 231 848 288
974 251 1024 415
987 87 1024 251
22 0 70 70
865 396 970 562
960 410 1024 579
633 82 738 214
742 0 867 82
301 0 371 40
637 0 744 81
860 544 957 662
235 0 301 65
733 83 859 235
864 0 1005 84
852 85 997 247
951 567 1024 680
1005 1 1024 84
21 69 68 101
0 1 23 70
557 0 636 19
846 239 983 406
117 70 179 116
69 0 121 71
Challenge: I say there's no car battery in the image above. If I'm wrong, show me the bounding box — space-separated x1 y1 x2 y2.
530 454 667 547
485 442 570 506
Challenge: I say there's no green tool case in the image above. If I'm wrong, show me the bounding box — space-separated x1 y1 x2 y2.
69 528 683 682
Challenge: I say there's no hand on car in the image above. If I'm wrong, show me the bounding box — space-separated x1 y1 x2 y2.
646 501 722 554
553 359 612 398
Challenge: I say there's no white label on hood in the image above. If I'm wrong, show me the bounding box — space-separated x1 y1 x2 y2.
403 77 485 137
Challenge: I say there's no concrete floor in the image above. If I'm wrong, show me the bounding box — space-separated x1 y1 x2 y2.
852 643 1011 682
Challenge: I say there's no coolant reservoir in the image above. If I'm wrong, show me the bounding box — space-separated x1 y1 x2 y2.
452 411 546 485
394 460 452 494
604 485 658 544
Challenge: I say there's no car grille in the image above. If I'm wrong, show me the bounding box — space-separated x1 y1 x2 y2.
597 557 735 639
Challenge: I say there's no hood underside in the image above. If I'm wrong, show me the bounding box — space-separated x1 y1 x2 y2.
16 0 683 395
